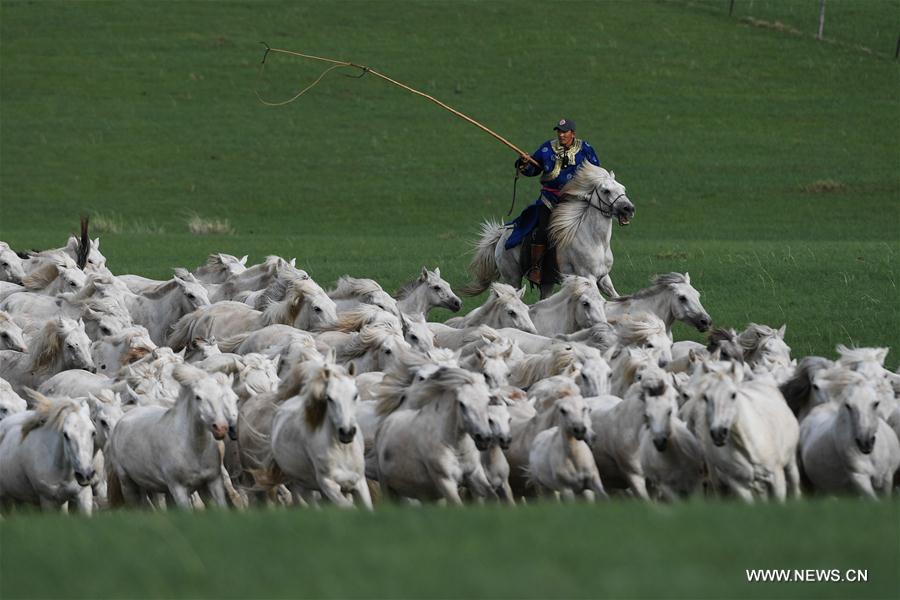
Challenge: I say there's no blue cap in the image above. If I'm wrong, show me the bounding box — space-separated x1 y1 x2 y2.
553 118 576 132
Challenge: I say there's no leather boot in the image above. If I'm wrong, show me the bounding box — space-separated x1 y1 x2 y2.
527 244 544 286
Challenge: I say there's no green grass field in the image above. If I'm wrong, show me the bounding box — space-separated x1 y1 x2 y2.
1 1 899 598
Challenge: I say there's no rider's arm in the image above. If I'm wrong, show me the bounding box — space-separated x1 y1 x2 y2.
516 145 547 177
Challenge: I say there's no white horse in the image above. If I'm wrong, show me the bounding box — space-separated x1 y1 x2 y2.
19 257 88 296
528 275 606 336
482 398 515 503
374 366 493 504
800 368 899 498
0 242 26 284
335 324 411 375
269 357 371 509
696 362 800 502
445 283 537 334
0 392 96 514
91 325 156 377
0 311 27 352
528 392 607 501
0 377 27 421
395 267 462 317
463 164 635 299
107 363 238 509
508 342 609 397
191 253 248 284
208 255 307 302
459 338 514 390
605 273 711 335
609 312 673 368
590 365 678 499
0 317 94 395
123 270 210 346
168 278 338 350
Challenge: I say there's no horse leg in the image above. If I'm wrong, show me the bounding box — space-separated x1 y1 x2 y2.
590 475 609 500
351 479 374 511
73 486 94 516
118 474 144 508
39 496 61 513
167 484 194 510
847 473 878 499
434 476 464 506
597 274 619 299
624 473 650 501
785 458 802 499
317 476 354 509
202 476 229 509
499 482 516 506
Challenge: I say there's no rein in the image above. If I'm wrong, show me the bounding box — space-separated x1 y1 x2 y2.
584 187 626 219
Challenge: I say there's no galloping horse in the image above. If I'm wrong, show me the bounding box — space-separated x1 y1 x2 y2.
463 163 635 299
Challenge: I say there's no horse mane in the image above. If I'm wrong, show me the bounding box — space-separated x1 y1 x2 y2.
611 312 666 346
20 391 83 440
779 356 833 416
816 366 870 398
0 311 13 326
395 270 434 300
195 253 241 277
142 277 180 299
529 375 580 413
330 304 399 333
836 344 888 369
261 277 325 326
20 261 65 291
512 344 578 388
707 328 742 361
329 276 384 300
299 361 348 430
547 164 613 247
374 350 465 417
609 273 689 303
31 319 69 377
737 323 779 360
337 324 400 362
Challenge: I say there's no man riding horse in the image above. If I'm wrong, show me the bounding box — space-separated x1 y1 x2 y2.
514 118 602 286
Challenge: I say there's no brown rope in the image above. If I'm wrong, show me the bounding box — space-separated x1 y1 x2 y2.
256 45 540 166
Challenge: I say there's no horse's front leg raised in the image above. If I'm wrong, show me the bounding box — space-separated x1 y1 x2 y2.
598 274 619 299
318 476 354 508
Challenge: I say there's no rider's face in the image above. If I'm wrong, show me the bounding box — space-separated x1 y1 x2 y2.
557 129 575 148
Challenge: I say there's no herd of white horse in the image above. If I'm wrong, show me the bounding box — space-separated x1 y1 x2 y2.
0 230 898 516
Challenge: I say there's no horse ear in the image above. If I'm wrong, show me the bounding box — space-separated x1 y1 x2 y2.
876 348 889 366
347 362 356 377
325 347 337 365
777 324 786 339
122 384 140 406
289 258 297 267
433 267 441 278
239 255 248 266
684 272 691 285
516 286 526 299
731 360 743 382
475 348 486 362
66 236 78 251
420 266 428 280
93 237 100 249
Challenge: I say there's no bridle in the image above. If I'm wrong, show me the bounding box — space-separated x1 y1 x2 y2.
584 186 628 219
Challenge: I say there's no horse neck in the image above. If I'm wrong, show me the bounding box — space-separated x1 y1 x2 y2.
29 330 65 376
569 203 612 248
37 427 71 477
168 389 208 450
423 391 466 446
615 396 646 432
531 293 572 331
397 284 427 314
631 294 676 331
461 302 490 327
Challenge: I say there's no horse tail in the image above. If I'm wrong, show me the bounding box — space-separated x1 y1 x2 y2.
106 461 125 509
167 311 198 351
460 220 503 297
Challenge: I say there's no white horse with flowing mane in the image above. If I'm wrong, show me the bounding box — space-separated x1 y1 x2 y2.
328 276 401 319
444 283 536 333
374 365 494 504
0 242 27 284
394 267 461 317
107 363 238 509
528 275 607 336
463 163 635 299
0 311 27 353
0 392 96 514
0 317 94 395
800 368 899 498
269 357 371 509
605 272 711 335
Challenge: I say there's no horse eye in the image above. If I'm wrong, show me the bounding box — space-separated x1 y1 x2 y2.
64 432 70 440
195 395 202 401
679 296 687 302
507 310 516 317
646 343 654 349
0 333 7 339
410 335 418 342
873 401 880 409
730 392 736 400
560 408 569 415
384 349 392 355
432 286 441 291
314 306 323 313
581 301 590 307
187 294 195 300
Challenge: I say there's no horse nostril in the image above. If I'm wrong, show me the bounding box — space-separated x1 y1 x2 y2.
346 426 357 438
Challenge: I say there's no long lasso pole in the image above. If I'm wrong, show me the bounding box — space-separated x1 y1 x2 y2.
257 44 541 167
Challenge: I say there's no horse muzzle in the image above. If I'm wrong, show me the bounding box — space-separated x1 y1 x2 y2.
856 435 875 455
74 468 96 487
473 433 491 451
211 423 228 441
653 436 669 452
228 424 238 441
710 427 729 447
338 426 357 444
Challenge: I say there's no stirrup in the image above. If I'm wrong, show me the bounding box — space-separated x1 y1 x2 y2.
526 265 542 286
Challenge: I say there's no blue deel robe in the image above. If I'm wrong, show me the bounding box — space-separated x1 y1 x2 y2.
505 138 601 249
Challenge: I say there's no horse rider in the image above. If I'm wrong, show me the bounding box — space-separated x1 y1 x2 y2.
516 118 601 285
